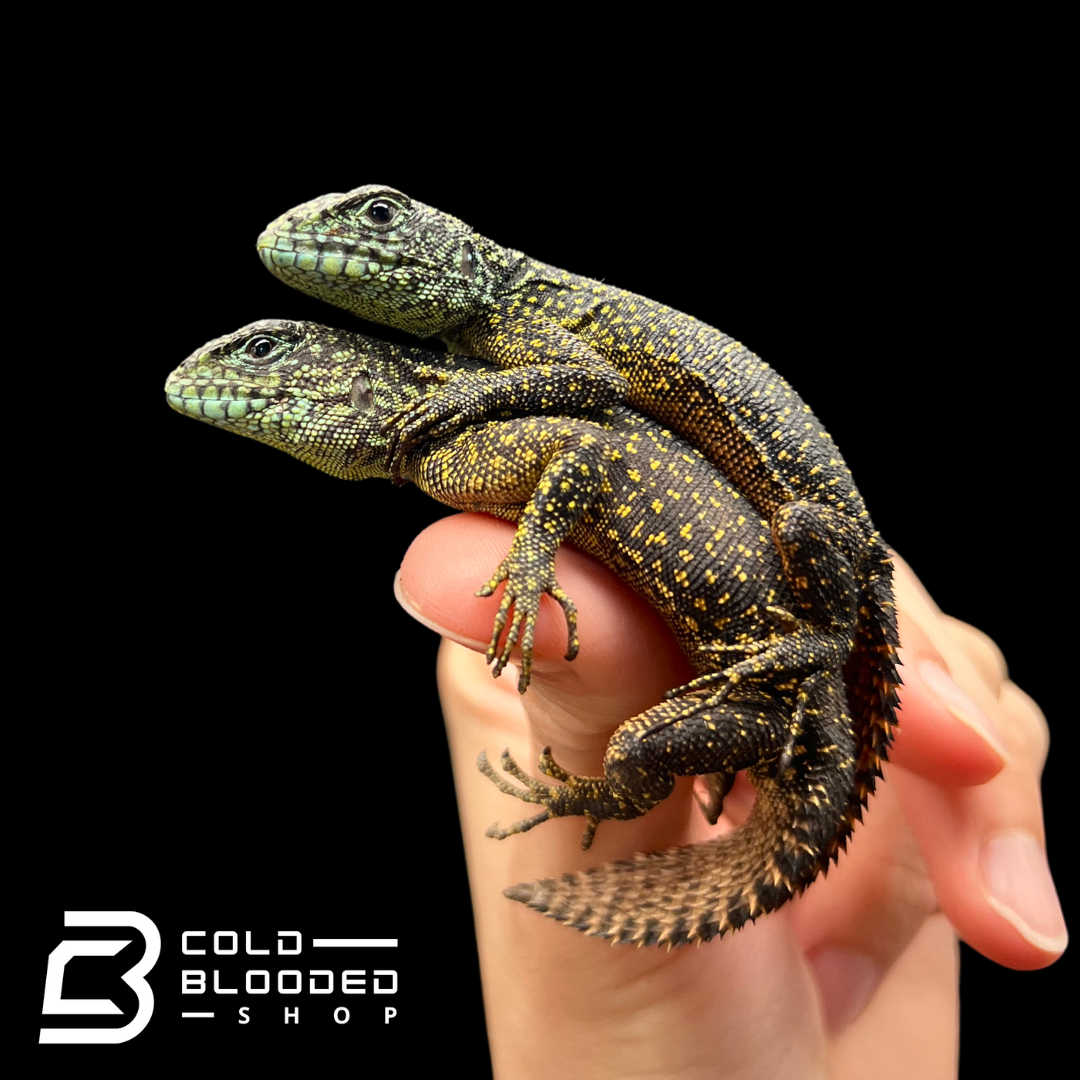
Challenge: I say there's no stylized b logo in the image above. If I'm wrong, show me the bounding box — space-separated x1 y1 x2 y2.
40 911 161 1044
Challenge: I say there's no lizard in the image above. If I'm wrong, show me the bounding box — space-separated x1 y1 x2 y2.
255 185 899 849
165 317 888 946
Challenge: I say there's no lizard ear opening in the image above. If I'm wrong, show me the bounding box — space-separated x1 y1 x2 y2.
350 373 374 413
460 240 476 283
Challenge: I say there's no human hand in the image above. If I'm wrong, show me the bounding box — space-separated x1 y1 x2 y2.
396 515 1065 1080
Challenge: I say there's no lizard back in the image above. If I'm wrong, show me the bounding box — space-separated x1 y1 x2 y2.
257 186 899 843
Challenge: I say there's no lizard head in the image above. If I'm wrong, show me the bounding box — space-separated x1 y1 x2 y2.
257 185 510 336
165 319 427 480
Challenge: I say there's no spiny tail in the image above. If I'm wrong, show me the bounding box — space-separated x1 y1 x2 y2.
503 776 844 948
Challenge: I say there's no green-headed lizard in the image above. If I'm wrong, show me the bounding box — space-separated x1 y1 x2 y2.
165 318 893 946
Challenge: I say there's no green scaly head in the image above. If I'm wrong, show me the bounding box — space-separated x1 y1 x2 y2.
165 319 446 479
256 186 518 336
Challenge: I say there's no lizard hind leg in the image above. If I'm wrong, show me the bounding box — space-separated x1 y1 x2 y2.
478 678 812 855
501 677 859 946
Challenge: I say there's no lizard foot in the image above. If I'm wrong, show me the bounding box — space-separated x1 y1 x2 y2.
476 558 578 693
477 748 628 850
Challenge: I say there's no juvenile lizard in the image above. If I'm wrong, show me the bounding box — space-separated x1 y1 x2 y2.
166 318 888 946
256 187 898 844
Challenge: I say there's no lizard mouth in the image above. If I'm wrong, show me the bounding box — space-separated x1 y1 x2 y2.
256 229 400 291
165 377 278 422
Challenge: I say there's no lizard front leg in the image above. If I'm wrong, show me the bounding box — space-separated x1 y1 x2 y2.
452 301 630 399
378 302 633 472
383 359 625 482
404 416 617 691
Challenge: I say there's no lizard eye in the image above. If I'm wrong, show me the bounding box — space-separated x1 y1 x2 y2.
366 201 397 226
246 336 277 362
350 373 374 412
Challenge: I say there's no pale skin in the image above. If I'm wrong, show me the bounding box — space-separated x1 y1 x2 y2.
396 514 1064 1080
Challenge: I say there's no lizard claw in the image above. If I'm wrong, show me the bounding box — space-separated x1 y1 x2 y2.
484 812 551 840
477 559 578 693
538 746 573 782
477 749 556 839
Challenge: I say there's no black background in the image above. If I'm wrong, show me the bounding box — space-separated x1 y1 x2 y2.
23 37 1068 1077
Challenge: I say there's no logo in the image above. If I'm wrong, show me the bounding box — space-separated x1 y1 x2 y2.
40 911 161 1045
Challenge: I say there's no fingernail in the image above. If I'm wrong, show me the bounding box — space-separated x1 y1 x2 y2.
393 572 490 651
808 948 881 1033
918 660 1010 764
982 831 1068 955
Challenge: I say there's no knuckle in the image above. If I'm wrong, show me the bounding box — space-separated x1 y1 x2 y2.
1000 682 1050 773
940 614 1008 691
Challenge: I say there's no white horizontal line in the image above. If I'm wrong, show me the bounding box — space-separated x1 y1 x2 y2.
312 938 398 948
181 1012 215 1018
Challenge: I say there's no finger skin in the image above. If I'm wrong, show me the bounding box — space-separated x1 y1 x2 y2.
826 914 959 1080
892 770 1065 968
888 629 1009 785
